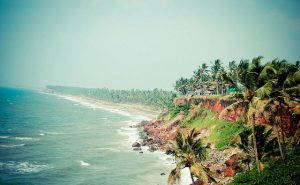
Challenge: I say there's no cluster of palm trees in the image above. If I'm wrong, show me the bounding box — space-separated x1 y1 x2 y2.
169 57 299 184
174 57 300 97
222 56 299 172
46 86 175 108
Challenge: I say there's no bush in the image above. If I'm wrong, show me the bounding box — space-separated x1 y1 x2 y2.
230 147 300 185
170 102 190 118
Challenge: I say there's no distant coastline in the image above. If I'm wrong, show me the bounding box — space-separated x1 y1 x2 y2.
44 90 161 120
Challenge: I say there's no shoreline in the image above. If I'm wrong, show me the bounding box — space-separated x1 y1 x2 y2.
43 91 160 120
44 91 192 185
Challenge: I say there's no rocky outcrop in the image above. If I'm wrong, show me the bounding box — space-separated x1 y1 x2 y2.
224 154 241 177
132 142 141 147
141 114 185 151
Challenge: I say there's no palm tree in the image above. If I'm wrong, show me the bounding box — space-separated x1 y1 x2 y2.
168 129 215 185
211 59 222 94
228 60 238 85
194 63 210 94
221 56 265 172
175 77 189 95
258 62 300 160
236 125 277 170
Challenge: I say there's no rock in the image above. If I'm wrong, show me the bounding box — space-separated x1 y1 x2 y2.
139 151 143 154
160 173 165 176
224 154 241 177
224 167 235 177
149 146 156 152
140 120 150 126
132 142 141 147
205 143 211 148
133 147 142 151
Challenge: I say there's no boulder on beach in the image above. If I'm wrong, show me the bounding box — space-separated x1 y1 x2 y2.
132 142 141 147
133 147 142 151
149 145 156 152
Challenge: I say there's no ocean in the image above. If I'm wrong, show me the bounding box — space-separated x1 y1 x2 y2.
0 87 173 185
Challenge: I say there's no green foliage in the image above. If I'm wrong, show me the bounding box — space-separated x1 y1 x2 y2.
169 102 190 119
230 147 300 185
168 129 216 184
46 86 174 108
235 125 279 161
183 108 244 149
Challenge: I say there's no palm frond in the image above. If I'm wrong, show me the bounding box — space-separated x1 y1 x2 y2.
168 167 181 185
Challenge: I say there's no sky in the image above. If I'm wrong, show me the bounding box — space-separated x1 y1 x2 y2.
0 0 299 90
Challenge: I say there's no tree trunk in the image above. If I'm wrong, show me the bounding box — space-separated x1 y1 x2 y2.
278 105 286 160
275 124 284 160
243 103 249 123
189 167 195 184
252 113 261 173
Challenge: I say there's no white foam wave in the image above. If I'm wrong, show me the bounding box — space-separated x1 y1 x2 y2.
49 93 132 117
0 161 50 174
42 131 62 135
79 160 90 166
118 123 140 144
0 136 9 139
13 137 35 141
95 147 120 152
0 144 25 148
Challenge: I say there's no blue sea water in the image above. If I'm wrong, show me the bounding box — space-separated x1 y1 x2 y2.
0 87 172 185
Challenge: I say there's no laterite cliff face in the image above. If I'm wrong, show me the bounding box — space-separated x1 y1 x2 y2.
174 96 299 137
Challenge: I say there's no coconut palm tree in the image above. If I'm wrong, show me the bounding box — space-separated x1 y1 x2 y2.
175 77 189 95
168 129 215 185
259 62 300 159
236 125 277 169
221 56 266 172
211 59 222 94
194 63 210 94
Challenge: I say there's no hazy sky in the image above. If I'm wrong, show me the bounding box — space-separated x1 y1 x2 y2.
0 0 299 90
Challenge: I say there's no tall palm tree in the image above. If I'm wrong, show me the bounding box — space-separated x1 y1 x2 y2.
258 62 300 159
168 129 215 185
236 125 277 169
194 63 210 94
221 56 265 172
228 60 238 85
175 77 189 95
211 59 222 94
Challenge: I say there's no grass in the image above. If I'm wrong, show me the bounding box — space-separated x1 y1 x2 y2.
183 107 244 149
229 146 300 185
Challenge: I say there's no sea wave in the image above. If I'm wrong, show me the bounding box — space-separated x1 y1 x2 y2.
0 161 50 174
117 120 141 145
49 93 132 117
95 147 120 152
0 136 9 139
0 144 26 148
13 137 36 141
79 160 90 166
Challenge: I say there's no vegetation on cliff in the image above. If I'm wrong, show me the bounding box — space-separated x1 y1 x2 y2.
167 56 300 184
229 146 300 185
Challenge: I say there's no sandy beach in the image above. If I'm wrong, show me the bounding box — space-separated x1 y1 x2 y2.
49 93 160 120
